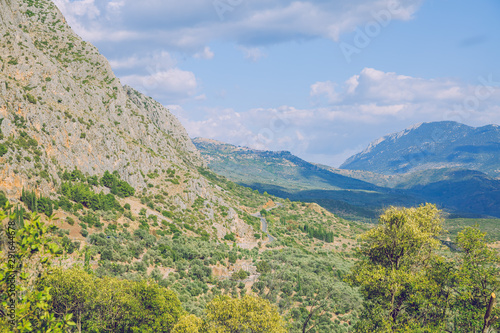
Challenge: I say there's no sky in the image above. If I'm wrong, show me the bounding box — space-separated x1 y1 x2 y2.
53 0 500 167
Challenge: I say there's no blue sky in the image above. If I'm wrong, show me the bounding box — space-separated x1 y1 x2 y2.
54 0 500 167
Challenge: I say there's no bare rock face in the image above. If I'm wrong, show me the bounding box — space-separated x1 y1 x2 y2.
0 0 203 196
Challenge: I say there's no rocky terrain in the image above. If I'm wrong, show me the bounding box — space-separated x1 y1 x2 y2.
0 0 259 242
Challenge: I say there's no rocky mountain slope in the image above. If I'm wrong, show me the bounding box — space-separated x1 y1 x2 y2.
340 121 500 177
0 0 262 242
0 0 200 192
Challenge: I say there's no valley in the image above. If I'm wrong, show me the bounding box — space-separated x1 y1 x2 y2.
0 0 498 332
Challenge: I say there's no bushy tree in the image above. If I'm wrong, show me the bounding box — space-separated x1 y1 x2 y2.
205 295 287 332
348 204 500 332
42 268 184 332
451 227 500 332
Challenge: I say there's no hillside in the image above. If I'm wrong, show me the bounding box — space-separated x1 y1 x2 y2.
340 121 500 177
194 137 423 220
0 0 204 196
196 138 500 219
0 1 372 331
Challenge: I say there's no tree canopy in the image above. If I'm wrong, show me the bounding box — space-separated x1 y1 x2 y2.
348 204 500 332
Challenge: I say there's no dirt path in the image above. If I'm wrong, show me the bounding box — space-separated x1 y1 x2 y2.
251 203 282 243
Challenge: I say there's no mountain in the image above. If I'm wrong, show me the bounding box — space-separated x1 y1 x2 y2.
193 138 384 191
194 138 421 220
327 166 500 218
0 0 275 243
340 121 500 177
195 138 500 219
0 0 203 193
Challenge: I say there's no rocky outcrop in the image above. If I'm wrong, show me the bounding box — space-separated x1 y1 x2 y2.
0 0 202 197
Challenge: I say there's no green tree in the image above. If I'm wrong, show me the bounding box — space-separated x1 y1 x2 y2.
42 268 184 332
347 204 446 331
41 267 93 333
204 295 287 333
172 314 203 333
0 206 74 332
451 226 500 332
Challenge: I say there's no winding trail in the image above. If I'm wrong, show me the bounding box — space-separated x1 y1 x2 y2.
251 203 282 243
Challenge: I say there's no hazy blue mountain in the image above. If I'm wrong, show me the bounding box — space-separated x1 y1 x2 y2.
195 138 500 219
193 138 419 221
340 121 500 177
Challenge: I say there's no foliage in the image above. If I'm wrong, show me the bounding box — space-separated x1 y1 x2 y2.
223 232 236 242
0 204 74 332
42 267 184 332
204 295 287 333
101 170 135 198
450 227 500 332
20 188 53 216
0 144 7 157
60 181 122 212
348 204 500 332
302 224 334 243
172 314 203 333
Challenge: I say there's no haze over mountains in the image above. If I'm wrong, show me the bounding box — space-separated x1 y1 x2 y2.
194 122 500 219
340 121 500 177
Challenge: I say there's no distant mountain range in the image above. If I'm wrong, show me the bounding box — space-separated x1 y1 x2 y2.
340 121 500 177
194 123 500 219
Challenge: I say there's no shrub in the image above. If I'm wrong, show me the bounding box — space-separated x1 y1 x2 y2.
231 269 249 281
100 171 135 197
26 93 37 104
20 188 53 216
0 144 7 157
224 233 236 242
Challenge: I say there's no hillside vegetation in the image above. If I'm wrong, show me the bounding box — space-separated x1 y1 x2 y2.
0 0 498 332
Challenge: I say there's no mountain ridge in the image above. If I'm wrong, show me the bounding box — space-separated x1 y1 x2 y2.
195 137 500 219
340 121 500 177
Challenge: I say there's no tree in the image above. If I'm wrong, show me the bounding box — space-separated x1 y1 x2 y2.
172 315 203 333
348 204 500 332
41 268 93 333
42 268 184 332
204 295 287 333
347 204 446 331
451 227 500 332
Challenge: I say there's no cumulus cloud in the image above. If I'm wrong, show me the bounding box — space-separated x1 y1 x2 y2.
54 0 424 52
180 68 500 166
121 68 198 102
310 81 339 103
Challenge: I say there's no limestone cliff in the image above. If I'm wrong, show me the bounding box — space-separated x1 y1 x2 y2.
0 0 202 196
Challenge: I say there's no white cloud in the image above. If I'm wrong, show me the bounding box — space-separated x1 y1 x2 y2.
53 0 424 51
238 46 266 62
109 51 176 70
193 47 215 60
311 68 471 108
121 68 198 102
310 81 339 103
